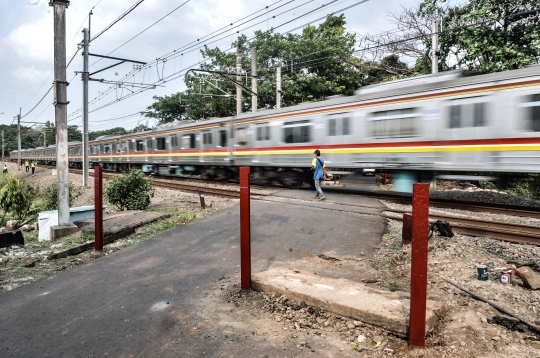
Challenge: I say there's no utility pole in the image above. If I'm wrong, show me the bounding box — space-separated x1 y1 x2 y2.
51 0 70 227
276 67 281 109
17 110 21 171
431 20 440 74
251 47 257 113
236 44 242 115
2 130 4 165
82 27 89 187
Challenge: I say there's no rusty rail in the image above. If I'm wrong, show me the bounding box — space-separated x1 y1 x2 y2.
385 209 540 246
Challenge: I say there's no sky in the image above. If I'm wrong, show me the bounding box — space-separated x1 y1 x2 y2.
0 0 422 133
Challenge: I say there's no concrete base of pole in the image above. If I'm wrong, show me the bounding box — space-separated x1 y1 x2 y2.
50 224 79 241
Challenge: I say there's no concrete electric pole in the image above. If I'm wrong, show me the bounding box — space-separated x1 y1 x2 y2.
432 20 440 74
82 27 89 187
251 47 257 113
276 67 281 109
2 130 4 165
17 111 21 171
51 0 71 227
236 44 242 116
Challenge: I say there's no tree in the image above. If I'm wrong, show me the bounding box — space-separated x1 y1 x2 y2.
420 0 540 73
89 127 127 141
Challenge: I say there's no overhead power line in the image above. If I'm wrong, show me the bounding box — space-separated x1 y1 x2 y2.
90 0 146 44
76 0 325 117
90 0 191 69
68 0 366 120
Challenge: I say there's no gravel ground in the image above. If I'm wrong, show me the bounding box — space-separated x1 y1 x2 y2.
375 179 540 209
382 200 540 227
370 215 540 357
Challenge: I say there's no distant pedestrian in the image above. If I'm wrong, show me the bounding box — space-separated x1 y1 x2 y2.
25 160 29 172
2 164 7 175
31 162 35 175
311 149 326 200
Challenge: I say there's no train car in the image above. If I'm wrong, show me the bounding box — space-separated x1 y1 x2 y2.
13 65 540 184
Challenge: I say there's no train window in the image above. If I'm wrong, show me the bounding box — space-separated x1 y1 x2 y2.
448 103 487 128
283 120 311 143
219 130 227 147
156 137 166 150
474 103 486 127
136 140 144 151
147 138 154 150
202 131 213 145
368 108 419 138
256 124 270 141
128 141 134 151
171 135 179 148
449 105 461 128
522 94 540 131
343 117 350 135
235 128 247 146
181 134 196 149
328 116 351 136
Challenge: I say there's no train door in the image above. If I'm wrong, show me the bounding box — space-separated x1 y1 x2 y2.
201 129 217 163
254 122 271 165
442 98 492 170
216 127 229 164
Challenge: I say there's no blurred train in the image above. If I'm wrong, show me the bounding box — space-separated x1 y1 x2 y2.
12 65 540 186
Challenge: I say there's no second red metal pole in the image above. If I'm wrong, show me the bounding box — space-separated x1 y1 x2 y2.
94 165 103 251
409 183 430 347
239 167 251 290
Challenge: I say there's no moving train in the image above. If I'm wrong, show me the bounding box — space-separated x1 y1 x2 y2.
12 65 540 185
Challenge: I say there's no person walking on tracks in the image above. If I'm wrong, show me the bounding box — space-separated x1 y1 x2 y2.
31 162 36 175
312 149 326 200
25 160 29 172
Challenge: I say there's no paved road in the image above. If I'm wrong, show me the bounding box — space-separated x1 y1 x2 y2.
0 191 385 357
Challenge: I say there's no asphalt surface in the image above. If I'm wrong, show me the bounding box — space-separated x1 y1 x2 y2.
0 189 386 357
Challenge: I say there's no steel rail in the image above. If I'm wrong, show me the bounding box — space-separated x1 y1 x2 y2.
384 209 540 246
68 168 266 198
322 186 540 219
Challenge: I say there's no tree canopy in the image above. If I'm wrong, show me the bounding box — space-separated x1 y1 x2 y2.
420 0 540 73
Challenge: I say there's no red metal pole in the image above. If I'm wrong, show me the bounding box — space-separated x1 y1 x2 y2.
239 166 251 290
409 183 430 347
402 212 413 245
94 165 103 251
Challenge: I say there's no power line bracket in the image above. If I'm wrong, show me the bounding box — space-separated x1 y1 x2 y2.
53 80 70 106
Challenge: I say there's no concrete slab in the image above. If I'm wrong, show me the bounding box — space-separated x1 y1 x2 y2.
49 224 78 241
76 211 168 237
252 268 445 337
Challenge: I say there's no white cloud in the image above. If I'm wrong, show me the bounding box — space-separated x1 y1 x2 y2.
11 66 51 84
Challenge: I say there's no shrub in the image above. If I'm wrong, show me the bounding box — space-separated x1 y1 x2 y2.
41 181 84 211
0 175 36 221
104 169 154 211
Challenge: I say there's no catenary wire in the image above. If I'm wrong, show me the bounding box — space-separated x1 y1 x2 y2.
89 0 146 44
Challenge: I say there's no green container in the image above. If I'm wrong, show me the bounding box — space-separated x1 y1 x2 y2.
477 265 488 281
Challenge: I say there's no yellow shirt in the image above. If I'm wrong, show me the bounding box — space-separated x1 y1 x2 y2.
311 158 326 168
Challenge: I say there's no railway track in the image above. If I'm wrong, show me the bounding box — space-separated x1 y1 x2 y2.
323 186 540 219
385 209 540 246
63 167 540 244
68 168 266 198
